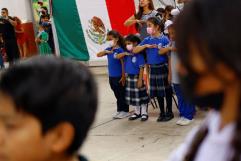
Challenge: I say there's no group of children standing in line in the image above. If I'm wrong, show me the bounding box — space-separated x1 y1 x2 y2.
97 16 195 126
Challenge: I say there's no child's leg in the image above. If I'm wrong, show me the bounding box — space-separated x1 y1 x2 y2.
109 77 129 113
157 97 165 114
140 104 148 121
117 80 129 112
129 106 141 120
165 88 173 114
109 77 122 112
174 84 195 120
141 104 148 115
157 96 166 122
174 84 184 117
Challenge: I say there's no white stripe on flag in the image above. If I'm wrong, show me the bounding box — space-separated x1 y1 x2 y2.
76 0 112 61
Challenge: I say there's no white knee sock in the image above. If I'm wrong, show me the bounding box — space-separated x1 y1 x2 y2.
141 104 148 115
134 106 141 115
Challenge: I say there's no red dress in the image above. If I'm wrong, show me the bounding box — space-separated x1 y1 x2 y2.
15 24 27 45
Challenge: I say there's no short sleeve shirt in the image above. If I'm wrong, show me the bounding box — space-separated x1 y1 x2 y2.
124 52 145 75
139 34 170 65
105 47 124 77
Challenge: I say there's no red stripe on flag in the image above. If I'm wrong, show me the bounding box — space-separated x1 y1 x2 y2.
105 0 137 36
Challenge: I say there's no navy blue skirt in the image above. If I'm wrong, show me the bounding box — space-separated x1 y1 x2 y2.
125 75 149 106
149 63 172 98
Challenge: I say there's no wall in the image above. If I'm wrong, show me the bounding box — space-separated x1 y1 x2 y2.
0 0 33 22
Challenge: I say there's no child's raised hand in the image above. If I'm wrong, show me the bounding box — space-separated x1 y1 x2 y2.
145 44 158 49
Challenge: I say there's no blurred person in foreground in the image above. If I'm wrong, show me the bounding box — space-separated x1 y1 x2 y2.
168 0 241 160
0 56 97 161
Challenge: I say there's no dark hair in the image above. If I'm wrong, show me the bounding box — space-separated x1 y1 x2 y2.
0 56 98 154
135 0 155 31
147 17 164 32
42 14 50 19
157 8 165 14
1 8 8 14
13 17 22 25
156 8 165 20
125 34 141 45
175 0 241 160
107 30 125 49
41 6 48 12
41 6 49 16
165 5 174 13
125 34 147 61
164 5 174 20
135 0 155 20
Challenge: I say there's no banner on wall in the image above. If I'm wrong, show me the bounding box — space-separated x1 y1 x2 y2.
52 0 137 61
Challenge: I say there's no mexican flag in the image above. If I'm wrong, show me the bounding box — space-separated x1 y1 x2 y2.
51 0 137 61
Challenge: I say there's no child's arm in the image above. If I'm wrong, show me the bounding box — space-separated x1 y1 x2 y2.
119 59 126 86
133 44 157 54
96 50 112 57
159 46 172 55
137 66 144 88
116 52 128 59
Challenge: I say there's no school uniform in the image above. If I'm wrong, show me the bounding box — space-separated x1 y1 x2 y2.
139 34 172 98
168 111 238 161
106 47 129 113
170 42 196 120
124 52 149 106
139 34 173 118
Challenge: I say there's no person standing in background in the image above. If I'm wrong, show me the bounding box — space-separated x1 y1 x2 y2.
124 0 158 40
14 17 28 58
0 8 20 66
168 0 241 160
35 24 52 55
41 15 55 54
0 34 5 69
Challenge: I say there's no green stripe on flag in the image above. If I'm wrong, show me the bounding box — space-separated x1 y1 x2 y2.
52 0 89 61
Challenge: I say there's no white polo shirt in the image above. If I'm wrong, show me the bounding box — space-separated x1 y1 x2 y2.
167 111 239 161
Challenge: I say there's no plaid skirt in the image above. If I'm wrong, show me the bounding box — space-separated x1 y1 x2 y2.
125 75 149 106
149 63 172 98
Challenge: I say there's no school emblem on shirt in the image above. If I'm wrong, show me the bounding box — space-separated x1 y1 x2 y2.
113 52 118 59
86 16 108 45
132 56 137 63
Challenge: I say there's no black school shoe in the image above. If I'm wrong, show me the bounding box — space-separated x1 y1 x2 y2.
164 112 174 122
129 113 141 121
157 113 166 122
141 114 149 122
